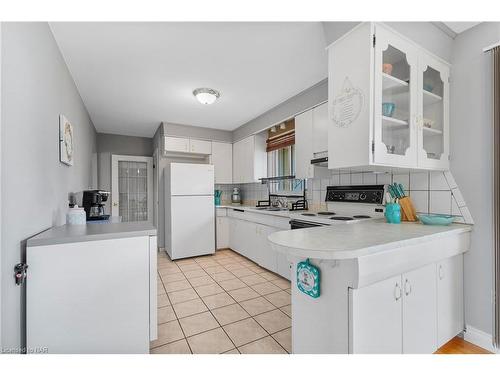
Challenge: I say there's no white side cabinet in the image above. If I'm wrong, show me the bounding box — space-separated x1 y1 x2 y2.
210 141 233 184
232 134 267 183
164 136 190 153
216 208 229 249
189 139 212 155
350 263 438 354
328 22 450 171
163 136 211 155
437 255 464 347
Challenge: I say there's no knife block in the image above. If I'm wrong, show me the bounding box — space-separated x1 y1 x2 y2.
399 197 418 222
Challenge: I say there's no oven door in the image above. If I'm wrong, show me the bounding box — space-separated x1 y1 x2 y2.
289 219 325 230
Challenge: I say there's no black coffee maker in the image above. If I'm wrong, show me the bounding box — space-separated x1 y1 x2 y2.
82 190 110 221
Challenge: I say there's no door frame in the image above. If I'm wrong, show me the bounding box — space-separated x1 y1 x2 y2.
111 154 154 221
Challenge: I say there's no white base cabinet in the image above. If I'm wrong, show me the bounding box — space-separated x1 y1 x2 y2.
437 254 464 347
350 262 439 353
216 216 229 249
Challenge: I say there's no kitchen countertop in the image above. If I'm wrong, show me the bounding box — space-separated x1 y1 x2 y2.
268 219 472 260
27 221 157 247
217 204 295 218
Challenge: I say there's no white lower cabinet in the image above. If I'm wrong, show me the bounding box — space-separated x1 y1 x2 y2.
350 262 441 353
276 252 291 280
256 224 278 274
216 216 229 249
437 255 464 347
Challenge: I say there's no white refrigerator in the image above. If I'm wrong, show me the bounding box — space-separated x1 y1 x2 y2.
164 163 215 259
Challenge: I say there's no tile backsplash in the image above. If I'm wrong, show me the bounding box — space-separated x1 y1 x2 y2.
215 170 473 225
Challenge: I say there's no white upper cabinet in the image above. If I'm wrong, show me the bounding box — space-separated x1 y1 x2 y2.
232 134 267 183
295 103 332 179
210 141 233 184
328 22 450 171
164 136 190 153
189 139 212 155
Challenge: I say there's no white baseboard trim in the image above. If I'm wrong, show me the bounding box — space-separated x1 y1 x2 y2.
464 325 498 353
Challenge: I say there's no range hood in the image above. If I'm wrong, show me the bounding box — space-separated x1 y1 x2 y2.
311 156 328 167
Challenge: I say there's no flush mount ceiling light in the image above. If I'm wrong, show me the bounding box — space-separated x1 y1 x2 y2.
193 88 221 105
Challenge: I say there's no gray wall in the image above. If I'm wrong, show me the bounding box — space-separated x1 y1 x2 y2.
96 132 153 212
451 22 500 336
1 22 98 349
234 22 454 141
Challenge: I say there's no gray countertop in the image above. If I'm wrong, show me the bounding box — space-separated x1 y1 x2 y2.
27 221 157 247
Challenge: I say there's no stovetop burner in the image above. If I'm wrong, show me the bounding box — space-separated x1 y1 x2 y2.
353 215 371 219
330 216 354 221
317 211 336 216
301 213 317 217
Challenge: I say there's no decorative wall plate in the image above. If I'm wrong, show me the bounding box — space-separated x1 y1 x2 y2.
297 259 320 298
332 77 364 128
59 115 74 166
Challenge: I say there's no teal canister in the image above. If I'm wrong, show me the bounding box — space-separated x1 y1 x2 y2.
385 203 401 224
214 190 222 206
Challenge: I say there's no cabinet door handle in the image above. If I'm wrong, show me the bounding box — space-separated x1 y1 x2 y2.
439 265 444 280
404 278 412 296
394 282 402 301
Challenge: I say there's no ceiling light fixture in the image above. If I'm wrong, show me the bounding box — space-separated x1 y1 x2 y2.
193 88 221 105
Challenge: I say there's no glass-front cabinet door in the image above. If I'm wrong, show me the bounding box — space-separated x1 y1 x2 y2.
417 52 450 169
373 26 418 167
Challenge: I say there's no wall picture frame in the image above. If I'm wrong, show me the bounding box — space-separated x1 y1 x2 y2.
59 115 74 166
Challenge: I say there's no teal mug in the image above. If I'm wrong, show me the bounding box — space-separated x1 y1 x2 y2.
385 203 401 224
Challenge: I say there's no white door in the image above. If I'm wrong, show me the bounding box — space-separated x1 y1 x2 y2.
417 51 450 170
170 195 215 258
402 264 438 353
111 155 153 222
349 275 403 353
437 255 464 347
373 25 418 167
169 163 214 196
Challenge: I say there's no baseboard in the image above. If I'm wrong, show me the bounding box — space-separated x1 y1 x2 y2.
464 325 498 353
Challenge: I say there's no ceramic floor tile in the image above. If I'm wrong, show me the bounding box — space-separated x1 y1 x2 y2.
157 285 167 296
161 273 187 284
239 296 276 316
240 274 267 286
202 292 236 309
175 258 197 265
218 278 247 291
250 281 281 296
187 328 235 354
272 328 291 353
212 271 237 282
280 304 292 318
238 336 287 354
168 288 199 305
247 266 267 274
183 269 208 279
254 309 291 334
150 320 184 348
224 263 247 271
194 283 224 297
216 258 237 265
179 311 220 337
222 348 240 354
158 305 177 324
259 271 281 281
228 286 260 302
203 265 228 275
150 339 191 354
164 280 192 293
188 275 216 287
230 268 256 278
178 264 203 272
157 294 171 308
223 318 267 347
264 291 291 308
211 303 250 326
271 278 291 290
172 298 208 318
158 265 182 275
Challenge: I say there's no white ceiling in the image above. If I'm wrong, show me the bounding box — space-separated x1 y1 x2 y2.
50 22 328 137
443 22 481 34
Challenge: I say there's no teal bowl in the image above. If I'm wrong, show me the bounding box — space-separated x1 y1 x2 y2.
418 214 454 226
